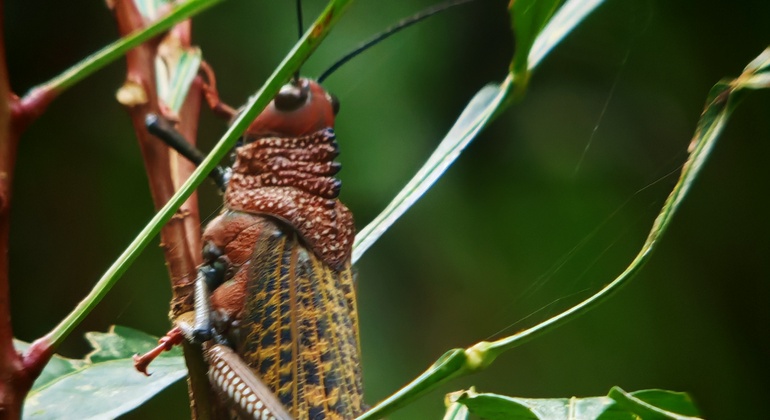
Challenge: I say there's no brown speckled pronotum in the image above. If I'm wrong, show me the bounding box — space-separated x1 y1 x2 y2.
200 78 364 419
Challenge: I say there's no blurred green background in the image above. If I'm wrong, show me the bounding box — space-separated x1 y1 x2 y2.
5 0 769 418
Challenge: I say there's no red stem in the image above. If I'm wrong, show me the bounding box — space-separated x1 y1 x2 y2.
111 0 201 314
0 1 21 417
110 1 214 418
0 0 54 416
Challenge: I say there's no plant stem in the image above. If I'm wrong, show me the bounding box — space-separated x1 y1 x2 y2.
112 0 203 318
0 0 35 416
13 0 224 130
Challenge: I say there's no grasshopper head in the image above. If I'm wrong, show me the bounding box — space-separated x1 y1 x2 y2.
244 78 339 140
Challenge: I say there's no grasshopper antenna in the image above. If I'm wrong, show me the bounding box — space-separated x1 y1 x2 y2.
145 114 231 191
293 0 304 84
296 0 304 42
317 0 477 83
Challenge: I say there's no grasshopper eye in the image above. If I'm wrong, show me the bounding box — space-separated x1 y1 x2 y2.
274 82 309 112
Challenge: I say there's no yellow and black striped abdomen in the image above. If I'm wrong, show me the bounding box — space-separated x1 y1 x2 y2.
233 219 364 419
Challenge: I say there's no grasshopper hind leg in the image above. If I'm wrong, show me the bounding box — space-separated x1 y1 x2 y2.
132 243 231 373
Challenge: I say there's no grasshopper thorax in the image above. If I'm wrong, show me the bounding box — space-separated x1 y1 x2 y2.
244 78 340 140
224 77 353 270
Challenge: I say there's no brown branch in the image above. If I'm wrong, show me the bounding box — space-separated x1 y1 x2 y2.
111 0 201 316
0 1 22 418
0 0 42 416
110 1 215 418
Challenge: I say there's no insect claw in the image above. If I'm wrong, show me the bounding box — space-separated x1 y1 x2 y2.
133 327 185 376
133 353 155 377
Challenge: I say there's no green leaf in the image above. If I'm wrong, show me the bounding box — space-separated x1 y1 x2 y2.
509 0 606 97
468 46 770 370
353 77 513 263
527 0 605 70
624 390 701 417
28 0 224 97
22 326 186 420
607 387 702 420
356 5 621 419
449 388 701 420
740 46 770 88
449 389 541 419
509 0 561 82
355 1 610 264
442 400 470 420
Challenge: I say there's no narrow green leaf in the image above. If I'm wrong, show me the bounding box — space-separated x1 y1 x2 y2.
353 77 512 263
475 46 770 363
355 1 610 264
356 4 617 418
27 0 224 97
527 0 605 71
22 327 185 420
442 400 470 420
509 0 561 82
743 46 770 73
357 53 770 420
414 47 770 420
736 46 770 89
357 349 470 420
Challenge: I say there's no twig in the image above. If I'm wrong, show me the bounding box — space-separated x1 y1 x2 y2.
0 1 41 417
109 0 209 416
